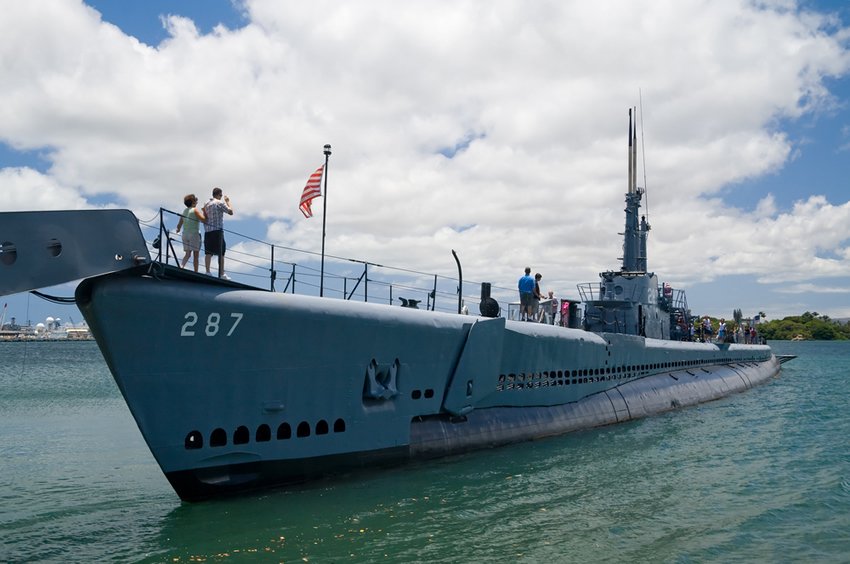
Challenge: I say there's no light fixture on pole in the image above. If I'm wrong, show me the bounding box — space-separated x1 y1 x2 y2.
319 144 331 297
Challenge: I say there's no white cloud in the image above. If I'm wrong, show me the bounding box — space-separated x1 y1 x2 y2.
0 167 89 211
1 0 850 315
776 283 850 294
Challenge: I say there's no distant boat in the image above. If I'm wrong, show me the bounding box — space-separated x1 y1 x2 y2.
791 334 805 341
65 327 93 340
0 110 793 501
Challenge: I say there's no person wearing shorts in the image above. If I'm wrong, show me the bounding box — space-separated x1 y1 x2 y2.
175 193 206 272
203 187 234 279
532 272 544 321
518 267 535 321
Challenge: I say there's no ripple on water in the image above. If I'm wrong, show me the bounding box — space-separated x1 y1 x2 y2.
3 341 850 562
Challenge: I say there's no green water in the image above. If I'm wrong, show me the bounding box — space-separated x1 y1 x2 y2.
1 340 849 562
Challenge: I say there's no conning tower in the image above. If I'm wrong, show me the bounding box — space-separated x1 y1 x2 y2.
622 107 649 274
578 109 690 340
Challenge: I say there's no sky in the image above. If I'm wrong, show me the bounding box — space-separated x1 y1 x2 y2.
1 0 850 328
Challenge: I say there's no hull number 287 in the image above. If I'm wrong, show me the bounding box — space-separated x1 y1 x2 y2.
181 312 244 337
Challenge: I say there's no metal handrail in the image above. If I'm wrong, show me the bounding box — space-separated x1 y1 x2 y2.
149 208 522 316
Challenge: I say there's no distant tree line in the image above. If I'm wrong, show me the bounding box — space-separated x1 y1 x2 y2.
758 312 850 341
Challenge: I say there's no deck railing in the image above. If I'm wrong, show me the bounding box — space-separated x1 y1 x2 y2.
146 208 519 317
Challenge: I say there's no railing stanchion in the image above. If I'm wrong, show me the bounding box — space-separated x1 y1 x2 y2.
157 208 165 263
431 275 437 311
452 250 462 314
270 245 276 291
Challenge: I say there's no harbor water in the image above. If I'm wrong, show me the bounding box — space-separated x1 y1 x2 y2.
1 340 849 562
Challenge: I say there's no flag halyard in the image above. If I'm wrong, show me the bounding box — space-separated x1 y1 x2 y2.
299 165 324 218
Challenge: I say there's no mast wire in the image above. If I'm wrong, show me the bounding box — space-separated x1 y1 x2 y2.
639 90 650 220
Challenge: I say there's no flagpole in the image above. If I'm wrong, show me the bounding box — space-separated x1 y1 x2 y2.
320 144 331 297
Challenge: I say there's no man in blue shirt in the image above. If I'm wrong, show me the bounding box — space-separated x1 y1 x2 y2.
518 267 535 321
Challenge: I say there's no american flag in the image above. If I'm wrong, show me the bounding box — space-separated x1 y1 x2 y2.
299 165 324 218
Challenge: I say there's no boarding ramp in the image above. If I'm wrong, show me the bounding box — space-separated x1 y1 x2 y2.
0 210 150 297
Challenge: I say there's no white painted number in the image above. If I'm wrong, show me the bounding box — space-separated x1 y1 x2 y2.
205 313 221 336
181 312 198 336
180 311 244 337
227 313 243 337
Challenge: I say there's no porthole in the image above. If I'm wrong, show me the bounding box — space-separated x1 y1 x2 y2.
424 389 434 399
277 422 292 440
334 418 346 433
234 425 249 445
297 421 310 437
46 238 62 257
0 241 17 266
210 427 227 447
256 424 271 442
412 389 422 399
316 420 329 435
185 430 203 450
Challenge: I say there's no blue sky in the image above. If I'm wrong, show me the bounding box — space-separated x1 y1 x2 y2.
1 0 849 328
88 0 248 43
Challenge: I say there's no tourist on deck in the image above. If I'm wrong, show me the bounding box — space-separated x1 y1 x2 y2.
546 290 558 325
717 318 727 343
518 267 535 321
533 273 544 322
203 187 234 279
175 194 206 272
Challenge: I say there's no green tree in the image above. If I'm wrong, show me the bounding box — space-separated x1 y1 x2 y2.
810 320 838 340
758 312 848 340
